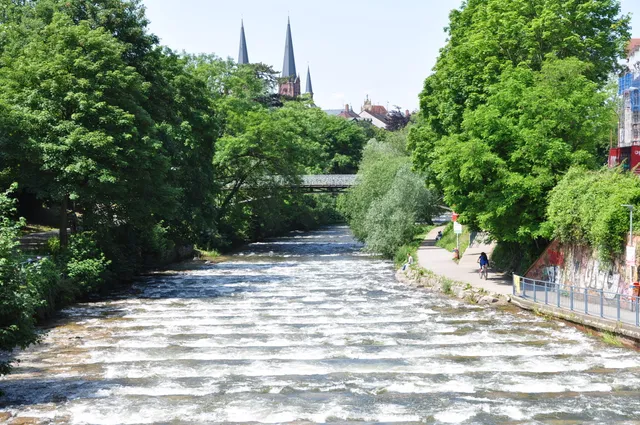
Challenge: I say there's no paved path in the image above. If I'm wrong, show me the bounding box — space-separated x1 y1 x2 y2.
416 226 513 296
417 227 640 329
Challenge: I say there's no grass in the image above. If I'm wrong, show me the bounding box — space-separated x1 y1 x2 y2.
195 248 221 261
601 331 624 347
442 280 453 295
394 224 433 268
436 222 471 258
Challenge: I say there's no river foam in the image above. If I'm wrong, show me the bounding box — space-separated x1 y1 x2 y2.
1 226 640 424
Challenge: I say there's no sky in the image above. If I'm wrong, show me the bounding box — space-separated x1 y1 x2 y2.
142 0 640 112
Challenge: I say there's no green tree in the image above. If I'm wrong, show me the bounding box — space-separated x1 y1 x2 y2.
410 0 629 253
415 0 630 139
430 59 613 243
340 138 440 256
0 12 175 246
0 186 40 374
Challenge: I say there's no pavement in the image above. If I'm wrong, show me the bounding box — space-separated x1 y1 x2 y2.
416 226 640 339
416 226 513 296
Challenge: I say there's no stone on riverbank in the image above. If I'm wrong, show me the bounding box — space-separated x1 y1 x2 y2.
396 266 511 308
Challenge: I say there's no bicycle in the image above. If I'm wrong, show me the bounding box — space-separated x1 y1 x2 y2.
479 263 488 280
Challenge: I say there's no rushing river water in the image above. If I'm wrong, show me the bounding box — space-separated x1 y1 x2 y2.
2 226 640 424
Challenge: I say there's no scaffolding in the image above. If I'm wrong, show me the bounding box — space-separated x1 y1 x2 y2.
617 73 640 148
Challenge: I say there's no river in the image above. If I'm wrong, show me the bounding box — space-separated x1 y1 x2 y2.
1 226 640 424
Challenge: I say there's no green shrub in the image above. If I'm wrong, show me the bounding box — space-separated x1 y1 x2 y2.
51 232 110 299
394 225 432 267
0 186 43 373
546 167 640 263
340 138 441 258
442 280 453 295
491 239 547 274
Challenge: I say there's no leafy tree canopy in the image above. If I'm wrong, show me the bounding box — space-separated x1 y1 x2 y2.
410 0 629 247
339 135 441 256
417 0 630 138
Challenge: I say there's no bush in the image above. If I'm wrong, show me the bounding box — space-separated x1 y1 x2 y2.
546 167 640 263
49 232 110 302
491 240 547 274
0 186 43 373
340 137 441 259
364 166 434 257
393 225 432 268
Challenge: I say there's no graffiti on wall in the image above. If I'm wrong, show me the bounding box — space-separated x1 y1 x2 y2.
527 240 630 296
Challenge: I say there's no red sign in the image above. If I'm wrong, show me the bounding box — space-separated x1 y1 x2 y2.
608 148 621 167
452 212 459 222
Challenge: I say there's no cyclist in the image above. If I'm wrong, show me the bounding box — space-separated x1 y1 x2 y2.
478 252 489 279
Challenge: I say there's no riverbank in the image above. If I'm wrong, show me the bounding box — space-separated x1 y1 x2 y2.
4 225 640 423
400 227 640 346
396 266 511 306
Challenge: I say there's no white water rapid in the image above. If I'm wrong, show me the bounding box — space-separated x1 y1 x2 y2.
1 226 640 424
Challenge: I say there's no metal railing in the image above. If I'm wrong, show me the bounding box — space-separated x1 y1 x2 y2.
513 275 640 327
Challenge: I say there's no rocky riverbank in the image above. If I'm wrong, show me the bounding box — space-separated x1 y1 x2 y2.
396 265 511 307
397 264 640 346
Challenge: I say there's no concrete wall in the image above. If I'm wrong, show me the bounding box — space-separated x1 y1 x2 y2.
525 240 637 298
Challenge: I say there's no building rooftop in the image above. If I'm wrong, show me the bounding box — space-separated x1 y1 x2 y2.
361 110 389 124
628 38 640 58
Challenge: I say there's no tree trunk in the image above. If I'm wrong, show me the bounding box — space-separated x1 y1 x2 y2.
60 195 69 248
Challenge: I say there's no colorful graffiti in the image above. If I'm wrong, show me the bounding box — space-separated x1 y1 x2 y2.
526 240 631 297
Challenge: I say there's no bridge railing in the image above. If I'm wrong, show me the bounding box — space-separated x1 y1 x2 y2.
300 174 357 188
513 275 640 327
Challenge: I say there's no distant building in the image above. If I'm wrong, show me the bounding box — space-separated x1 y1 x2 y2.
278 18 301 97
237 19 313 99
338 104 360 120
305 66 313 99
327 97 411 129
238 20 249 65
357 96 389 129
609 38 640 172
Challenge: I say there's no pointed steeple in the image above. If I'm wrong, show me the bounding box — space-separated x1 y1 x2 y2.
282 17 297 78
238 19 249 64
305 66 313 96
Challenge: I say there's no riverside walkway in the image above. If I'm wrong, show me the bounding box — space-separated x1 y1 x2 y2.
416 227 640 340
416 226 512 295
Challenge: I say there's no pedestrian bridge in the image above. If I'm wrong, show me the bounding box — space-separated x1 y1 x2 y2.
298 174 357 192
227 174 357 194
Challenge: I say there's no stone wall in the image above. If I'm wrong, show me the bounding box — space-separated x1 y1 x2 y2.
525 239 638 297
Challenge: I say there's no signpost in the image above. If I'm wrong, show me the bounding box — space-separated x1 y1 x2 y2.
627 245 636 267
454 222 462 251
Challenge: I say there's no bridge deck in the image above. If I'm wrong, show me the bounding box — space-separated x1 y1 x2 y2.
300 174 356 189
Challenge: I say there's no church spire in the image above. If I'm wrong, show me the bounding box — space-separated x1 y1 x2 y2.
282 17 297 78
238 19 249 64
305 65 313 97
